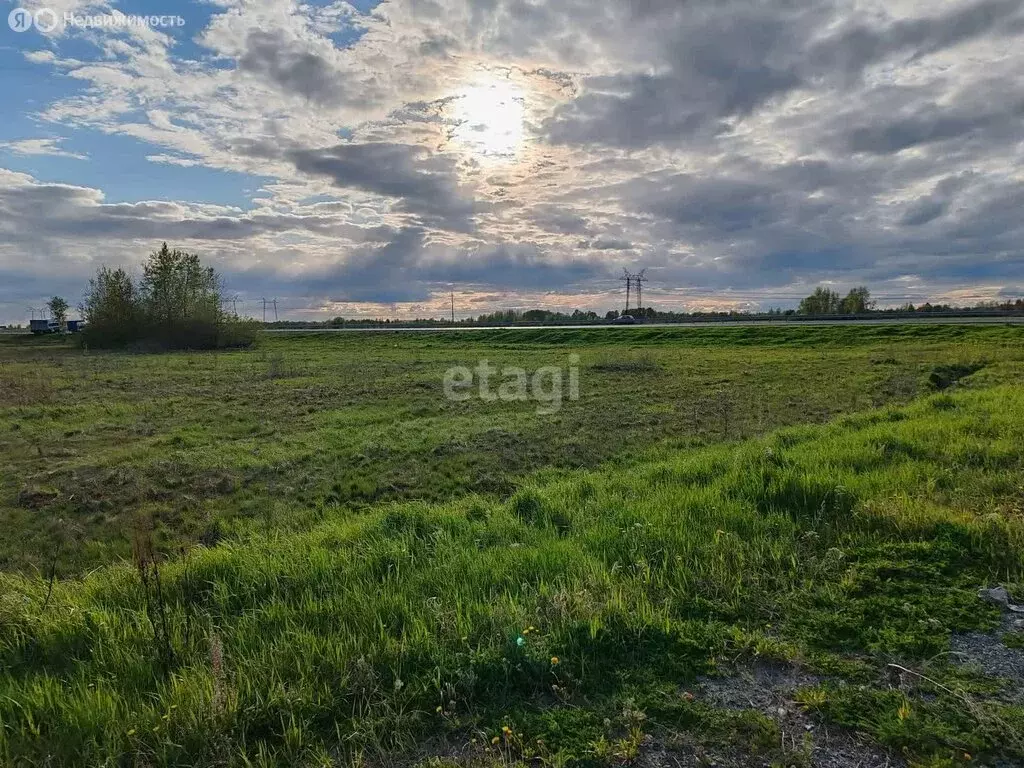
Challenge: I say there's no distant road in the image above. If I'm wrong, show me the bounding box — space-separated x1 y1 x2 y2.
265 316 1024 333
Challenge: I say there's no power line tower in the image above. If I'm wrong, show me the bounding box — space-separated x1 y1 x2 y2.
633 269 648 312
620 269 633 314
620 269 648 314
450 290 456 324
260 298 279 322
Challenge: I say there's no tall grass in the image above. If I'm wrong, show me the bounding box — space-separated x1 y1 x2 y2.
2 384 1023 765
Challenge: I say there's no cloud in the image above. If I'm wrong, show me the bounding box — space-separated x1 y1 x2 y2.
236 29 367 108
545 0 1024 149
845 98 1024 155
285 142 480 231
0 171 396 245
0 138 87 160
227 225 607 305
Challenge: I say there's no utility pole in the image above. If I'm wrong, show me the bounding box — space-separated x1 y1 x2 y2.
450 290 456 324
261 298 267 323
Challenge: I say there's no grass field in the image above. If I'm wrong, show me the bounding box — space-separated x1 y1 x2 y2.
2 325 1024 766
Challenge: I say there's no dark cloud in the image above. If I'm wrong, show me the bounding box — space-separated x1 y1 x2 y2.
527 206 592 236
588 238 633 251
845 99 1024 155
0 177 397 244
894 172 974 228
237 29 366 107
544 4 816 146
809 0 1024 78
230 227 606 303
546 0 1024 148
286 143 480 231
900 199 947 227
628 173 798 238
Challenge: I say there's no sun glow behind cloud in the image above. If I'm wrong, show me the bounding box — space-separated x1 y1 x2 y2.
449 78 526 161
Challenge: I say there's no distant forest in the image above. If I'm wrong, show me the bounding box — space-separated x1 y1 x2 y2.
267 287 1024 329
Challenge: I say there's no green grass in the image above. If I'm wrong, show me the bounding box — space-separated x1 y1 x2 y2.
2 325 1024 766
3 325 1022 575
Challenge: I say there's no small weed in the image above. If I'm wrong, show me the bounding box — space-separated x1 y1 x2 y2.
1002 632 1024 650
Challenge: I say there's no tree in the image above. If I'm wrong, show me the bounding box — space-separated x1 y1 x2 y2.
798 287 841 315
840 286 874 314
522 309 551 322
81 267 142 347
140 243 224 346
47 296 69 326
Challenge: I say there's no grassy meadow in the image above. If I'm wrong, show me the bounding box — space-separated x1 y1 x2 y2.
1 324 1024 766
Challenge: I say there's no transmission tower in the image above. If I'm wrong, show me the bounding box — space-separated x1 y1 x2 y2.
620 269 632 314
620 269 648 314
260 298 279 322
633 269 648 312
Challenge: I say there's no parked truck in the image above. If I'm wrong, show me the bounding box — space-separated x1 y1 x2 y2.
29 319 60 334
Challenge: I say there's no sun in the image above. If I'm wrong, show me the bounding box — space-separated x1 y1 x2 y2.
450 78 525 161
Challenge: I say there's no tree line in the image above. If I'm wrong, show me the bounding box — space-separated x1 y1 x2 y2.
272 285 1019 328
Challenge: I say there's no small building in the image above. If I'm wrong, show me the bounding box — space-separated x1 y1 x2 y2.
66 320 84 333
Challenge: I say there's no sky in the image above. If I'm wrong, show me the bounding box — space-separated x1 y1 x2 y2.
0 0 1022 322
